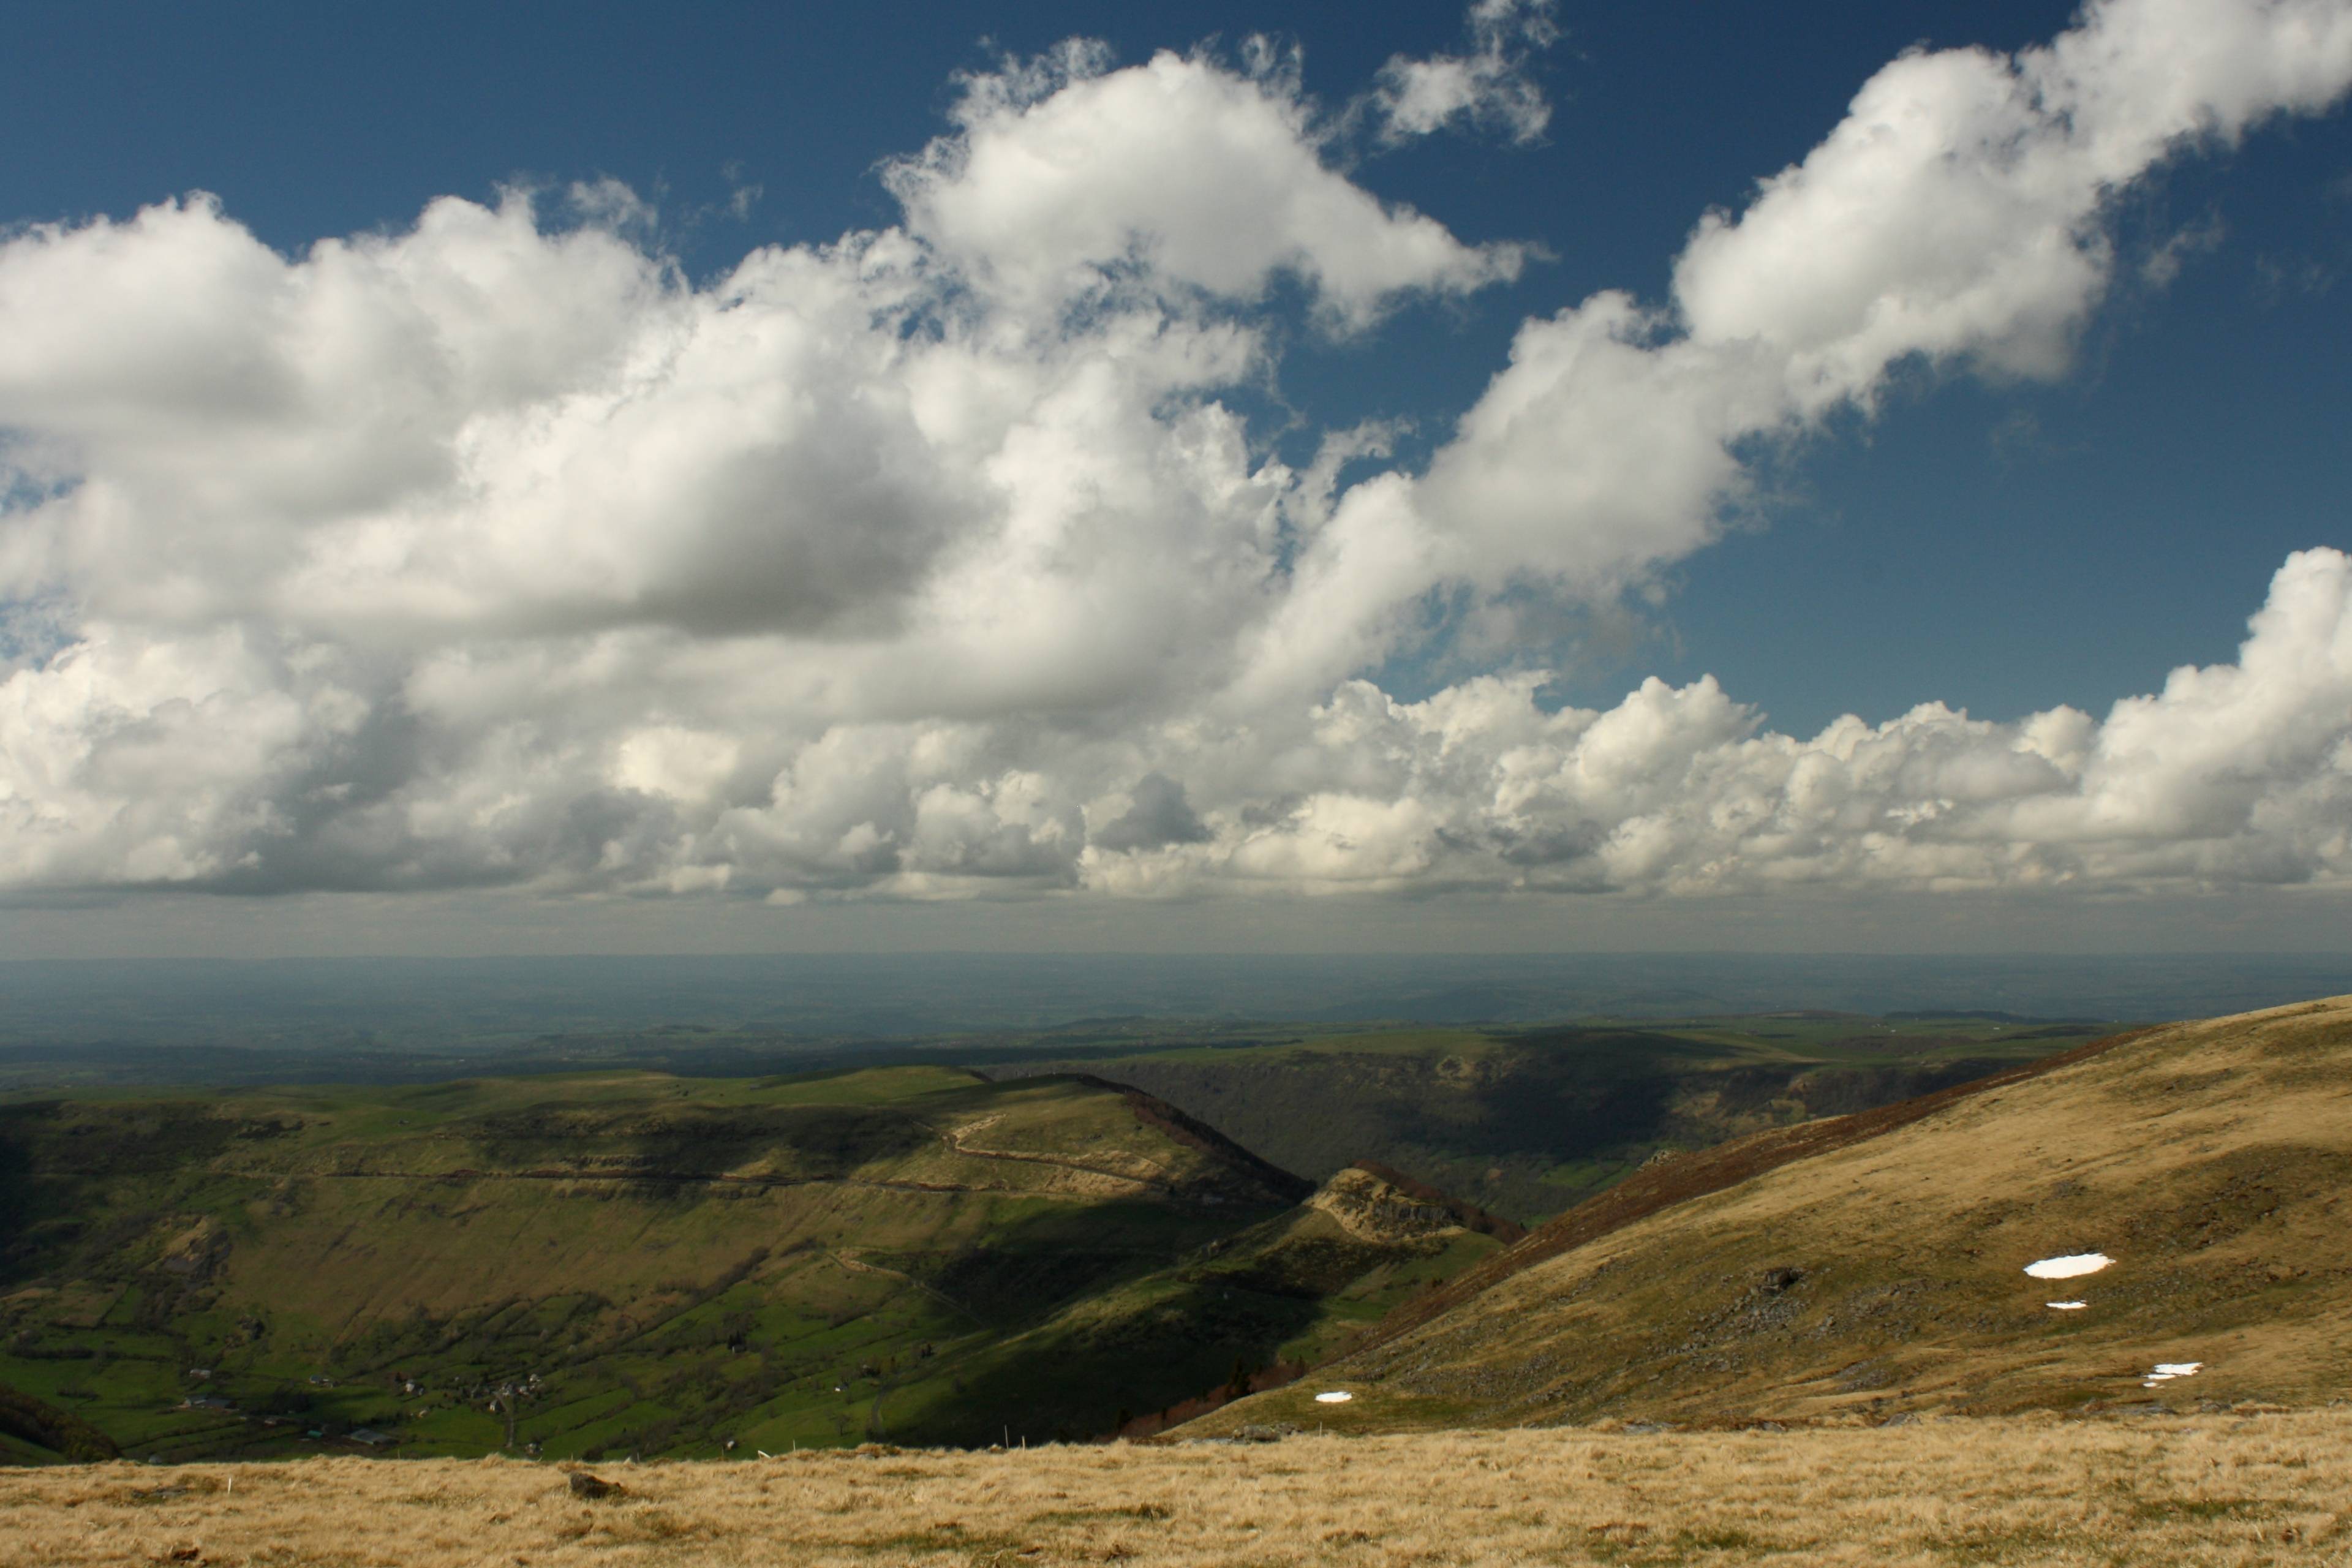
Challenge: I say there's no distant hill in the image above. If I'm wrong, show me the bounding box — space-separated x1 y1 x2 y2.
1191 995 2352 1435
988 1016 2085 1221
0 1067 1490 1458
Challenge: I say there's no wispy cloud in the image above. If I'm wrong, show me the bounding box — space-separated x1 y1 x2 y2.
1358 0 1561 146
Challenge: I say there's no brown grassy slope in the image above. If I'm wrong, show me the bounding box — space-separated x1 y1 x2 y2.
4 1413 2348 1566
1191 995 2352 1434
1329 1026 2141 1364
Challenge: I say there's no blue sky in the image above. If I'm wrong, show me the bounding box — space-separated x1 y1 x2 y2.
5 1 2342 731
1 0 2348 954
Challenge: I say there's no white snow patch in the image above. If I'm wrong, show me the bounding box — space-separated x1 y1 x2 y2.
2154 1362 2202 1376
2023 1252 2113 1280
1314 1391 1354 1404
2045 1301 2088 1310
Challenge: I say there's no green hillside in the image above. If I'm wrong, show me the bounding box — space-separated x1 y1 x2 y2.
0 1381 114 1463
0 1066 1499 1460
980 1162 1517 1440
0 1012 2133 1462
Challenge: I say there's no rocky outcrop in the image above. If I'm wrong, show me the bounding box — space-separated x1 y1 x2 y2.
1309 1167 1471 1244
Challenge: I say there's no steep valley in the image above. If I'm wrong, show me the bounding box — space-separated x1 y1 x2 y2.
989 1015 2090 1221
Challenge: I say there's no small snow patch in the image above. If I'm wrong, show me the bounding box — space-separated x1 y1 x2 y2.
2024 1252 2112 1280
2141 1361 2203 1388
1314 1391 1353 1404
2046 1301 2087 1311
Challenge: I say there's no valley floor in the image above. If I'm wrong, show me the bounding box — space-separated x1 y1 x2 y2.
3 1409 2346 1566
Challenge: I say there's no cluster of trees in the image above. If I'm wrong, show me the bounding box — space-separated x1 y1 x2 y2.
0 1381 117 1462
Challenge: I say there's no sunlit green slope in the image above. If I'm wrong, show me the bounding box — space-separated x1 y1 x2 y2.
0 1066 1502 1459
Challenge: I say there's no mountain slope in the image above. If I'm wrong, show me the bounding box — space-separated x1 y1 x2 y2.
0 1065 1512 1457
991 1016 2095 1220
0 1382 116 1463
0 1068 1314 1457
1193 996 2352 1434
982 1163 1518 1442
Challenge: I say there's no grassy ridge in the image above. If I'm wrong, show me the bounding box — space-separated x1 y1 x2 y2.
1195 997 2352 1437
990 1014 2092 1219
0 1066 1494 1460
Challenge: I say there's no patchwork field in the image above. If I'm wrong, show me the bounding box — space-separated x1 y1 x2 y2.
2 1411 2346 1566
0 1067 1506 1460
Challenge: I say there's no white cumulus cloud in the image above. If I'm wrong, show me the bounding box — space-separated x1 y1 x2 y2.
886 40 1525 331
1 0 2348 908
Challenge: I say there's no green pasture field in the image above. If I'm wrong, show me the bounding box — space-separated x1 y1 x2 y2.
0 1065 1485 1461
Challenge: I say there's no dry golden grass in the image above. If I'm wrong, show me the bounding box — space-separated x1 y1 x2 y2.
1194 996 2352 1438
5 1411 2350 1566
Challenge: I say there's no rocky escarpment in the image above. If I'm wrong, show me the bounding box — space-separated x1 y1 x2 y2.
1311 1165 1528 1246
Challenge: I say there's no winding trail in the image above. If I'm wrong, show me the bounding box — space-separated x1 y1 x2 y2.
935 1115 1170 1193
